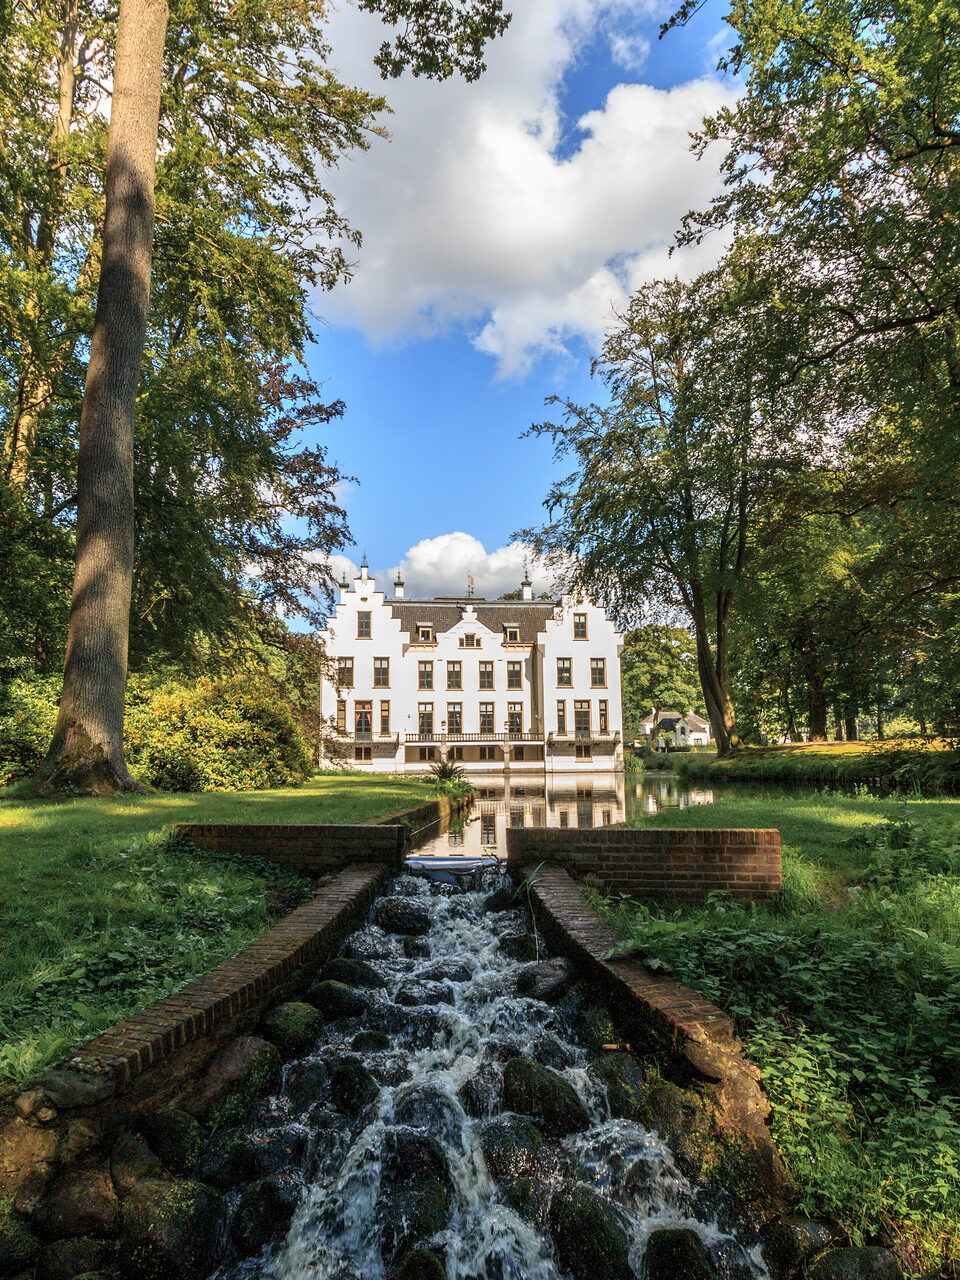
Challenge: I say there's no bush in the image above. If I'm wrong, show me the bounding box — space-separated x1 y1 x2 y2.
0 673 313 791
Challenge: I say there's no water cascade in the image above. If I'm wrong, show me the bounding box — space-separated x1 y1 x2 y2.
209 868 771 1280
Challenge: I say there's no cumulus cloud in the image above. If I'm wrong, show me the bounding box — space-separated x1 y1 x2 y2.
324 534 558 601
321 0 736 375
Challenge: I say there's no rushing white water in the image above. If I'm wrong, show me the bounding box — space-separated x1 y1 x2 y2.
211 869 770 1280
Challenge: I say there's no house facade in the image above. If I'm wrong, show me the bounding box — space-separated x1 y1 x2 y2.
638 709 711 748
318 563 624 774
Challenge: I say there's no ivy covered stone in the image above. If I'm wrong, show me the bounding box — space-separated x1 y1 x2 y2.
261 1002 324 1058
230 1174 300 1257
0 1196 41 1272
185 1036 282 1126
140 1109 204 1177
398 1247 446 1280
320 958 387 989
549 1185 634 1280
119 1179 225 1280
501 1058 590 1136
644 1228 713 1280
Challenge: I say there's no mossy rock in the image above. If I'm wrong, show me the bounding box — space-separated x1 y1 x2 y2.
230 1174 300 1258
41 1235 117 1280
379 1132 450 1260
197 1126 260 1190
261 1002 324 1058
329 1058 379 1117
120 1179 225 1280
0 1196 41 1273
549 1185 633 1280
601 1052 648 1121
398 1247 445 1280
638 1078 715 1179
320 958 387 989
806 1247 903 1280
185 1036 282 1127
501 1058 590 1136
644 1228 712 1280
308 980 369 1020
478 1115 543 1182
141 1109 204 1177
352 1029 390 1052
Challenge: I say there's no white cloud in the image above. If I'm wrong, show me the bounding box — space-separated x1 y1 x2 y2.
320 1 736 376
322 534 558 601
608 31 651 71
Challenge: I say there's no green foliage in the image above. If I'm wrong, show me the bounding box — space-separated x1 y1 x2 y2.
596 805 960 1268
0 673 313 791
429 757 466 783
623 752 644 775
620 625 704 740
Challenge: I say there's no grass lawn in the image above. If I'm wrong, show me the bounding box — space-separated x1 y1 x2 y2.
677 738 960 794
595 789 960 1275
0 774 436 1094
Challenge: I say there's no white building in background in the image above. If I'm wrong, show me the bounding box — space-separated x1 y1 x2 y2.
638 709 712 748
318 562 624 774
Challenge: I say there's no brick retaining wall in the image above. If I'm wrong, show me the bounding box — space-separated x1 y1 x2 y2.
506 825 782 900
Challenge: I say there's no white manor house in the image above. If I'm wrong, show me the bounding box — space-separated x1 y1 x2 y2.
319 562 624 775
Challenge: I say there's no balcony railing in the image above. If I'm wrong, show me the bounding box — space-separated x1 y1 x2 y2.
404 731 544 744
548 730 621 744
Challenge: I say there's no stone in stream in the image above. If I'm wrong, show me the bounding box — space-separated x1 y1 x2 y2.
110 1133 162 1198
378 1131 451 1261
457 1065 502 1119
756 1215 836 1275
638 1079 715 1179
644 1228 713 1280
374 898 433 936
393 1085 462 1142
352 1029 391 1052
417 958 474 984
308 979 369 1020
601 1051 648 1120
477 1115 543 1182
708 1237 756 1280
329 1058 379 1117
230 1173 300 1257
197 1126 260 1190
501 1057 590 1136
395 979 454 1007
182 1036 281 1126
283 1059 331 1111
482 884 518 913
501 933 541 962
119 1179 225 1279
549 1185 634 1280
343 933 399 963
248 1125 309 1177
806 1248 903 1280
261 1002 324 1058
515 958 574 1003
398 1246 446 1280
320 957 387 989
402 936 432 959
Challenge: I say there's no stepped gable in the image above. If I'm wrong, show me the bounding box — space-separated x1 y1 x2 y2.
388 599 558 646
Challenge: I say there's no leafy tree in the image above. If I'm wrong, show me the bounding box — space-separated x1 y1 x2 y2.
620 625 703 740
1 0 509 791
522 242 823 756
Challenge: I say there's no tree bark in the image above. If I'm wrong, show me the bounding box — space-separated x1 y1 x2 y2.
832 703 843 741
844 715 859 741
37 0 169 794
876 703 885 740
691 596 740 756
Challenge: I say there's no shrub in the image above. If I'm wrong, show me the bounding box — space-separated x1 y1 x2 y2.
0 673 313 791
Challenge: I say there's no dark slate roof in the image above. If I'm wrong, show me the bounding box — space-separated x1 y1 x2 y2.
389 600 558 645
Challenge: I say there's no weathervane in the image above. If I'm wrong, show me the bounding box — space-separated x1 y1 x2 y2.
466 573 475 598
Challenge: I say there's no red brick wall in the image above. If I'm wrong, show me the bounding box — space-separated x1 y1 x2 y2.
174 822 407 875
505 826 782 900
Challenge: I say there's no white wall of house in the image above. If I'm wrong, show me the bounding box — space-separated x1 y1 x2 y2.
317 569 624 773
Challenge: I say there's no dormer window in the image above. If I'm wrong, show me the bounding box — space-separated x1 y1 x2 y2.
505 626 520 643
417 624 434 643
459 633 480 648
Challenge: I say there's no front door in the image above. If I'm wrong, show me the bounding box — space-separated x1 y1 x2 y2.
574 701 591 738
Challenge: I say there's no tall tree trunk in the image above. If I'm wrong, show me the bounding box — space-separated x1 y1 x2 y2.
783 680 797 742
691 596 740 756
844 715 859 741
36 0 169 794
876 702 885 740
832 703 843 740
799 627 827 741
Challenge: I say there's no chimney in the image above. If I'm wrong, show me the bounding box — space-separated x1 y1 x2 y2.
522 561 533 601
394 572 405 600
360 554 369 583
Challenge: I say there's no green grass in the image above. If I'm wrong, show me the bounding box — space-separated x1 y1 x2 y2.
677 738 960 794
594 790 960 1275
0 773 436 1093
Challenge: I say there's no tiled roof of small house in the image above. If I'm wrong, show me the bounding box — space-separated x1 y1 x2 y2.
683 711 710 729
389 600 558 646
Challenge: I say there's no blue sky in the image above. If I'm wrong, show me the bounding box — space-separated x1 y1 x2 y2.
305 0 734 601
